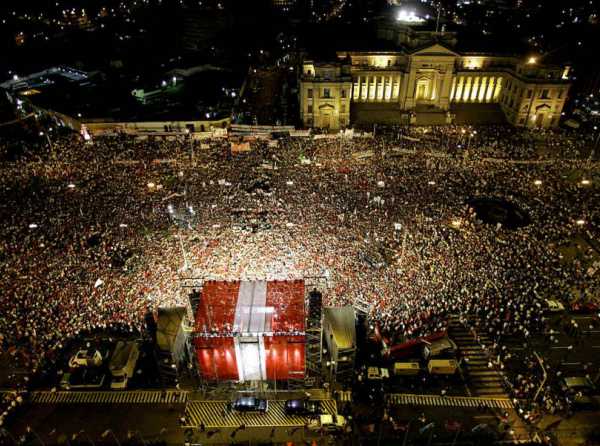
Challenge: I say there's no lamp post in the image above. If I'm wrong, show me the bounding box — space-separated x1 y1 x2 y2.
167 204 191 271
466 130 477 151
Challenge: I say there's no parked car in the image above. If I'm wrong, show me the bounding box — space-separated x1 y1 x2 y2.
284 399 321 416
231 397 268 413
562 376 600 410
308 414 346 432
68 349 103 368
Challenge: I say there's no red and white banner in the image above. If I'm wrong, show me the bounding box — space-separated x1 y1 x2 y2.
193 280 305 381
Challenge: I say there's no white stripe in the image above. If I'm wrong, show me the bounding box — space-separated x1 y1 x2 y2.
249 281 267 333
234 336 244 382
235 281 254 332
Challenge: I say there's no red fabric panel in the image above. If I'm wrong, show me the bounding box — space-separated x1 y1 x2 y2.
194 280 240 334
266 280 305 333
194 337 239 380
264 335 305 380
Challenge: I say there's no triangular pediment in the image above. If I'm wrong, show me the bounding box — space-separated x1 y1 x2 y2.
410 43 460 57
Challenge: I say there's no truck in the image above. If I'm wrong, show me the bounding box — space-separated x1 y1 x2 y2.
393 362 421 376
427 359 458 375
108 341 139 390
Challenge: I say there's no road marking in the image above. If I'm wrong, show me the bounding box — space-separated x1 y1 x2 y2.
184 399 337 428
386 393 514 410
561 362 581 366
551 346 572 349
30 390 188 404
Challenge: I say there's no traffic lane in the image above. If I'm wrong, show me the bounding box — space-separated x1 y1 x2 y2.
380 405 531 443
184 424 326 445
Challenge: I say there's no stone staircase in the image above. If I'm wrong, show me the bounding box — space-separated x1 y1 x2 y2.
448 317 508 398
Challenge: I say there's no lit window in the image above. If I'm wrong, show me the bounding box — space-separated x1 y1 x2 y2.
307 88 313 98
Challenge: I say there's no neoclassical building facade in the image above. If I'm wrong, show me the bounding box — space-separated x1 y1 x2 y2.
299 37 571 130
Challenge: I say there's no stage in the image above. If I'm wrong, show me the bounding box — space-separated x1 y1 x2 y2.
192 280 306 382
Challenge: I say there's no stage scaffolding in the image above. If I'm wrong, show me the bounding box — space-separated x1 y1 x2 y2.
179 276 327 392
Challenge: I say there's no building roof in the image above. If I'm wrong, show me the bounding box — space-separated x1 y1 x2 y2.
324 306 356 349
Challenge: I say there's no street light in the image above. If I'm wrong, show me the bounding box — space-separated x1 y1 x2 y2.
533 180 542 186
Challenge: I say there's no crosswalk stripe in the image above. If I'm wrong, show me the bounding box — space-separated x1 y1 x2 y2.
29 390 189 404
183 399 338 428
386 394 513 410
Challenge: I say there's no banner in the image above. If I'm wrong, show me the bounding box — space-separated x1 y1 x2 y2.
231 142 251 153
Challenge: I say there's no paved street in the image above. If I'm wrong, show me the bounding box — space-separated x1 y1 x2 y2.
184 399 337 428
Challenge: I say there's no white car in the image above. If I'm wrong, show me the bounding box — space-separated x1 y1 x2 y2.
308 415 347 432
68 350 103 368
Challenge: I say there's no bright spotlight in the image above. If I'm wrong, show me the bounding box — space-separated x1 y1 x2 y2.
396 9 425 23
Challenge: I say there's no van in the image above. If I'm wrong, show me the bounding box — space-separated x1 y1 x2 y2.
427 359 458 375
109 341 140 390
393 362 421 376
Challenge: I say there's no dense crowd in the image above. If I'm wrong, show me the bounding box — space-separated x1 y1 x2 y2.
0 124 599 424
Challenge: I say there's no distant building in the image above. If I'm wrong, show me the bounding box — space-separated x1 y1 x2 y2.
299 24 571 129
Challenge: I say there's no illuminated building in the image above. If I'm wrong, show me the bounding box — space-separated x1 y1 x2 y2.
299 25 571 129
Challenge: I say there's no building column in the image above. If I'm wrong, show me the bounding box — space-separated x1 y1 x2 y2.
493 77 503 101
470 76 479 102
478 77 487 102
450 76 457 102
462 77 471 102
455 77 463 103
486 77 495 102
